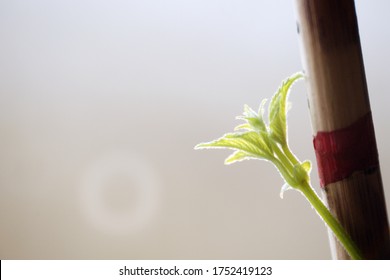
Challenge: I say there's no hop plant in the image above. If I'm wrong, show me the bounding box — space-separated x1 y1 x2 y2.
195 73 363 259
195 73 308 197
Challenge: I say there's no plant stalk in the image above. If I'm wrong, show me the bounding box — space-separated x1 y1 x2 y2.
299 182 363 260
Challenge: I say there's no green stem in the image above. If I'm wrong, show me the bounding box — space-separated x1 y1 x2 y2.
271 158 296 188
270 142 298 187
277 143 362 259
271 143 295 174
282 143 299 166
299 182 363 260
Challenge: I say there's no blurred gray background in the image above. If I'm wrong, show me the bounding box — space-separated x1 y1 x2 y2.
0 0 389 259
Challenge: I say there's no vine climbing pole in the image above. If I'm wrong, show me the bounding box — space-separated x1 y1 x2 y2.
294 0 390 259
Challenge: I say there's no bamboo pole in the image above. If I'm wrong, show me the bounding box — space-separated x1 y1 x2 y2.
294 0 390 259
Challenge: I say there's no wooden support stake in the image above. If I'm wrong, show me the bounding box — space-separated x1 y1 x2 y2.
295 0 390 259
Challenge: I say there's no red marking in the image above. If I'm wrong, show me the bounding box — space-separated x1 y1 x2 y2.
313 112 379 188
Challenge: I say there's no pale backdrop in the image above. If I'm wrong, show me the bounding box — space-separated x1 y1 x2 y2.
0 0 389 259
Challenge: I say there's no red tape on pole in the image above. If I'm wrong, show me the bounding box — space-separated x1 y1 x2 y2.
313 112 379 188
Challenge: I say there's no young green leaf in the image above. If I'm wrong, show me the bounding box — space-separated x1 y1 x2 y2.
195 72 305 181
237 102 268 133
268 73 303 145
224 150 252 165
195 131 274 161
